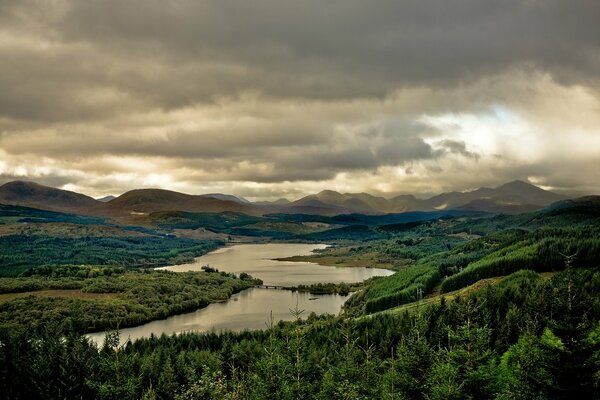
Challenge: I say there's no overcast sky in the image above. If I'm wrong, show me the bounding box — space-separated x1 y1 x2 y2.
1 0 599 200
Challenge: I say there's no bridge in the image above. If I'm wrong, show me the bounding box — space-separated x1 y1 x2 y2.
255 284 290 290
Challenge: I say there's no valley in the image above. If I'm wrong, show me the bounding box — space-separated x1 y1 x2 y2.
0 180 599 399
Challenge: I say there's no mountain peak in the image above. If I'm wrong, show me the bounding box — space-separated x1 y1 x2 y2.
108 187 259 215
96 195 116 202
499 179 537 190
201 193 250 204
0 179 573 217
316 189 342 196
1 180 46 191
495 180 565 199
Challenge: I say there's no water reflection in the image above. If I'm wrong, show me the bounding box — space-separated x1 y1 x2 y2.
88 288 349 345
161 243 393 286
88 243 394 345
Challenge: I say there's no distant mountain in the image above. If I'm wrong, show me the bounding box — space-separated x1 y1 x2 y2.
280 180 567 215
0 179 571 217
96 195 116 202
271 203 353 216
287 190 420 215
422 180 567 213
106 189 260 215
254 198 291 206
455 199 542 214
513 195 600 228
289 190 377 214
200 193 250 204
543 195 600 213
0 181 101 213
0 182 260 217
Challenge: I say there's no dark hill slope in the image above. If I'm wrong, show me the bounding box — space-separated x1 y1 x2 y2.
106 189 261 215
0 181 101 213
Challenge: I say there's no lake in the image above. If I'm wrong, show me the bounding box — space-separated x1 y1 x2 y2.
87 288 351 344
160 243 392 286
88 243 394 345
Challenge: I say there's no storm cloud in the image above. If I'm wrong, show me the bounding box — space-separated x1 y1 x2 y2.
0 0 599 199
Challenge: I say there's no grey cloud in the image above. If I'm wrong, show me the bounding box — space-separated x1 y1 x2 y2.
0 174 74 189
1 0 600 197
65 0 600 88
436 140 479 159
1 0 599 122
0 119 436 184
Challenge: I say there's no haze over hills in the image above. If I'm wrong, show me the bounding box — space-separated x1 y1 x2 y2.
0 179 570 218
290 190 421 215
96 195 116 203
288 180 567 215
200 194 251 204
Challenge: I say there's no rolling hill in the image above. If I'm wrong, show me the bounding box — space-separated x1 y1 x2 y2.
0 181 101 213
0 182 260 217
286 180 567 215
0 179 571 217
105 189 260 215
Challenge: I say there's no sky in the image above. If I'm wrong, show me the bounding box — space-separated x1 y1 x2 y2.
1 0 599 200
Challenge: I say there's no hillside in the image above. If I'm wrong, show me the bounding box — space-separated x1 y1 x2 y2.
96 195 116 202
422 180 566 210
105 188 260 215
0 179 572 218
0 181 102 213
0 182 262 218
286 180 567 215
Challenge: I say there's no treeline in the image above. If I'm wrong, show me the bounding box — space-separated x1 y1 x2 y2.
441 228 600 292
298 224 388 242
0 266 133 294
0 234 223 276
362 267 440 314
22 264 127 279
349 226 600 314
289 282 353 295
344 231 493 315
0 267 260 333
0 204 105 225
1 268 599 399
343 264 440 315
346 234 467 265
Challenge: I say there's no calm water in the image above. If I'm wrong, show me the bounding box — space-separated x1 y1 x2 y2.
88 243 394 345
161 243 393 286
87 288 350 345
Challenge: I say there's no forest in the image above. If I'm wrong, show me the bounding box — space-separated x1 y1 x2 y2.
0 234 223 277
0 265 260 333
0 200 599 398
0 267 598 399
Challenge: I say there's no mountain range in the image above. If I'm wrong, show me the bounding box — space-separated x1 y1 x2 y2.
0 179 569 218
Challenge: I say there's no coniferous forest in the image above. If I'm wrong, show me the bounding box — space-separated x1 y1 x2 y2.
1 268 598 399
0 198 599 399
